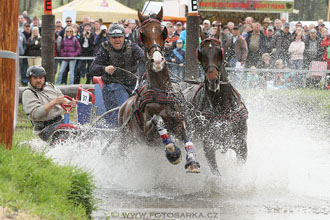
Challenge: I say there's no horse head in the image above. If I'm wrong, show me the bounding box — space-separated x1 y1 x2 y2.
197 28 227 92
138 8 167 72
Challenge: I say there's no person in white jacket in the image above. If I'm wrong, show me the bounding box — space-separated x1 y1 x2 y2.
288 32 305 87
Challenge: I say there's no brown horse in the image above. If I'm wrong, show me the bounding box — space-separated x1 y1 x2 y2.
118 8 200 173
183 29 248 175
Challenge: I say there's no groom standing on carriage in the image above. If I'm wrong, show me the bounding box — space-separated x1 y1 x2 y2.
90 24 145 128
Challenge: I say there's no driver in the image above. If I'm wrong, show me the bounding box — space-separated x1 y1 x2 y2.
90 24 145 128
22 66 76 141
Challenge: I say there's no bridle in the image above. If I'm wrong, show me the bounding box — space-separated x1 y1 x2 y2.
199 38 230 85
140 17 165 60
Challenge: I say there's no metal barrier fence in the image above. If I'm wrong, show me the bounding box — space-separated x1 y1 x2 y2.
19 56 330 88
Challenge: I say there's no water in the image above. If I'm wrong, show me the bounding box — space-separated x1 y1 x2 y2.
29 90 330 220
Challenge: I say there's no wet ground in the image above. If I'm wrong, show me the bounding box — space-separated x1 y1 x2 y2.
30 89 330 220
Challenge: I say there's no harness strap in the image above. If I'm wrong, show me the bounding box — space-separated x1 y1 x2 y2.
132 86 178 128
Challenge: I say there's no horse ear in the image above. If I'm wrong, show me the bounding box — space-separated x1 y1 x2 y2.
138 9 144 23
200 26 207 41
156 7 163 21
161 26 168 41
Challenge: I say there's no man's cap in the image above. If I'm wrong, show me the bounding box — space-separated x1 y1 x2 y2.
176 39 183 43
84 22 91 26
26 66 46 78
108 24 125 37
24 23 30 27
233 26 239 30
267 26 274 31
176 21 182 26
203 19 210 25
284 22 290 28
55 19 62 23
320 23 326 26
100 25 107 31
263 17 272 23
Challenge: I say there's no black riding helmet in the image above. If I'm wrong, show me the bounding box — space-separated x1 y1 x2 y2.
26 66 46 78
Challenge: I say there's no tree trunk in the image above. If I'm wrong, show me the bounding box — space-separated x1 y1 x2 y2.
0 0 19 150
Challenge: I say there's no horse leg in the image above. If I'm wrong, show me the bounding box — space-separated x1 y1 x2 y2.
203 144 221 176
234 137 248 162
182 129 200 173
151 115 182 165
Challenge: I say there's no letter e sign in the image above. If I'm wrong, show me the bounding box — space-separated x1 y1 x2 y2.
44 0 52 15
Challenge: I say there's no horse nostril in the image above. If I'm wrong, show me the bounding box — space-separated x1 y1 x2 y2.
151 59 154 62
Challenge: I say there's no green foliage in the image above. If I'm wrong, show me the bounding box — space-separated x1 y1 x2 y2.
0 144 96 219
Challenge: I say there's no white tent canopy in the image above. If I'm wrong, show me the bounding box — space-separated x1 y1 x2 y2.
53 0 138 23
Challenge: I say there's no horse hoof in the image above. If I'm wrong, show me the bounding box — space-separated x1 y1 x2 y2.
165 144 182 165
185 162 200 173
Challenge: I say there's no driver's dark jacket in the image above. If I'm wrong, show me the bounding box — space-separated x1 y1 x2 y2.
90 40 145 86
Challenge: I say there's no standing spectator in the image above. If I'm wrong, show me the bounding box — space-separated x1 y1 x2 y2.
225 26 248 67
227 21 235 37
280 16 287 26
224 26 248 86
321 31 330 70
54 19 63 78
223 25 230 38
170 39 185 81
202 20 211 37
264 26 275 54
274 19 282 33
244 17 254 26
257 53 273 88
212 22 228 46
246 66 259 88
288 32 305 87
94 25 109 55
26 27 42 67
179 28 186 49
304 28 323 69
55 19 63 35
56 26 81 85
18 15 25 33
245 22 266 67
22 10 32 24
59 17 73 38
303 25 309 38
79 16 90 34
30 16 42 35
164 24 180 62
23 23 31 40
174 22 183 36
271 22 292 65
18 31 28 86
262 17 272 35
126 19 138 42
76 23 95 84
241 24 252 39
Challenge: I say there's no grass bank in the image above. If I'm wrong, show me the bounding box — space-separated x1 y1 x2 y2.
0 106 96 219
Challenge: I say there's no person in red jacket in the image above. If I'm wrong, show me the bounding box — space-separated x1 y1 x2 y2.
321 33 330 69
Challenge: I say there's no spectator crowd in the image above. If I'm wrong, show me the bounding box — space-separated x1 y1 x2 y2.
18 11 330 89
